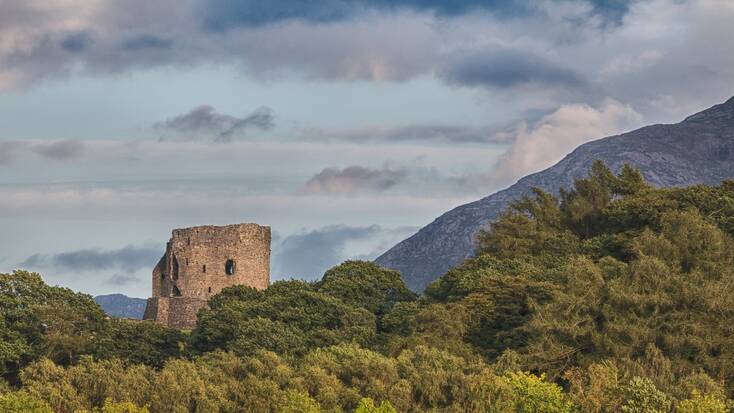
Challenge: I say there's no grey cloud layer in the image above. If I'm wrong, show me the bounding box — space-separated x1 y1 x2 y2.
30 140 85 160
155 106 275 142
271 224 417 280
20 245 161 274
301 163 486 196
2 0 711 119
0 140 86 163
302 166 407 194
299 123 510 144
441 48 585 90
107 273 142 286
199 0 632 30
0 1 729 124
0 141 23 164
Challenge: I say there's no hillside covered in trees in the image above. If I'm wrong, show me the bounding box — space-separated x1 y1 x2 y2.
3 162 734 412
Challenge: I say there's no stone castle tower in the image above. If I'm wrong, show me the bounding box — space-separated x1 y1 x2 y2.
143 223 270 328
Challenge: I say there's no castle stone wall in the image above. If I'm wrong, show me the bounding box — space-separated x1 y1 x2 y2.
143 223 270 328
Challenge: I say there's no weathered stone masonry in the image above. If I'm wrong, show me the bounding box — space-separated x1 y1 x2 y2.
143 223 270 328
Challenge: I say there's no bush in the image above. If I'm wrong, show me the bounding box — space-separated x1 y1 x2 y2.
354 398 396 413
677 391 730 413
620 377 671 413
503 372 575 413
0 392 53 413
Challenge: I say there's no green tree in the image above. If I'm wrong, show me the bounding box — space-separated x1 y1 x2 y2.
395 345 481 409
620 377 671 413
20 357 154 412
191 281 376 357
317 261 417 326
93 319 183 368
0 271 107 381
503 372 575 413
354 398 396 413
303 344 399 410
677 391 730 413
82 399 150 413
0 392 53 413
149 358 225 413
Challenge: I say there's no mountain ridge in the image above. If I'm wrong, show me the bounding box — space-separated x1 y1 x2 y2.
376 96 734 291
94 293 146 319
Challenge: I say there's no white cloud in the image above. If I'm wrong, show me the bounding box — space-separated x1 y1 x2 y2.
600 50 663 77
488 98 643 187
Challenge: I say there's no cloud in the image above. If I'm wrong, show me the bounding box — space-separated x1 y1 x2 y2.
198 0 631 30
273 225 381 279
121 34 173 51
0 0 635 90
20 244 162 274
107 273 142 286
300 163 489 196
0 138 501 212
488 98 643 187
30 139 85 160
155 106 275 142
0 0 731 123
441 48 585 90
298 123 508 144
302 165 407 195
271 224 416 280
0 141 23 164
60 31 93 52
0 140 86 164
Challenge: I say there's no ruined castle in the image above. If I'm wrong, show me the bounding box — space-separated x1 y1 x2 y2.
143 223 270 328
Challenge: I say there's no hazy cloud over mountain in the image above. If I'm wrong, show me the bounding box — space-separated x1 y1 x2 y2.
488 99 644 186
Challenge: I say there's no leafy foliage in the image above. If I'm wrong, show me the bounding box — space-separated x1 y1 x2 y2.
190 280 376 357
0 391 53 413
6 162 734 411
317 261 417 327
93 319 183 368
0 271 107 381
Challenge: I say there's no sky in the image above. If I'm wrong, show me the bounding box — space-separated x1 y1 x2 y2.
1 0 733 298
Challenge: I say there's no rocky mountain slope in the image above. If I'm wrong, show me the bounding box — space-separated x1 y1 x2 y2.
94 294 147 319
376 96 734 291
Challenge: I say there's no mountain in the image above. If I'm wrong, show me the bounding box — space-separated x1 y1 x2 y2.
94 294 147 319
376 96 734 291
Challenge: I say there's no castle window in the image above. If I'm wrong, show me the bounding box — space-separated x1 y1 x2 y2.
202 264 206 273
208 287 212 294
172 285 182 297
225 259 236 275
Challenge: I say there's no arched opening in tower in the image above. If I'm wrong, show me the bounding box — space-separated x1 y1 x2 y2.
225 259 236 275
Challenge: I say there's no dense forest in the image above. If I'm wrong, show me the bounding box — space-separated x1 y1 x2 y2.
3 161 734 412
